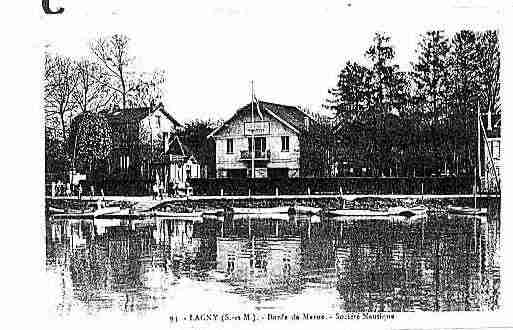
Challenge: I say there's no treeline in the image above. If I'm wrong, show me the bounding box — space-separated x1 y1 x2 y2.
325 30 500 177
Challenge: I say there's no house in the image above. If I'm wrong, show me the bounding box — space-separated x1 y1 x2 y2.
101 104 182 192
208 100 330 178
154 135 201 189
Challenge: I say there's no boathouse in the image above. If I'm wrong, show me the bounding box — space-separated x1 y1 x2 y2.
208 100 330 178
155 135 201 186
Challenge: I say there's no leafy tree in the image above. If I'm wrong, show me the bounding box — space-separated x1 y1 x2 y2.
411 30 451 123
69 112 113 175
445 30 500 171
365 32 409 115
179 119 221 177
473 31 500 118
324 61 372 122
45 133 70 176
408 31 452 173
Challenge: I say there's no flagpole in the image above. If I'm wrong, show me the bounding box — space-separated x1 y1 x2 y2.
251 80 255 178
477 100 481 188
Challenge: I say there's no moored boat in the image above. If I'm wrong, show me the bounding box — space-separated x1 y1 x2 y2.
447 206 487 216
202 209 225 216
388 206 428 217
331 215 404 222
51 206 121 219
327 206 428 218
232 213 290 221
232 206 290 214
152 211 203 218
327 209 389 217
202 214 225 221
47 206 66 214
290 205 322 215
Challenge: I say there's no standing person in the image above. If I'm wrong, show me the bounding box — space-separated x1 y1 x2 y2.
152 182 158 200
90 185 95 197
169 180 176 197
57 180 63 196
66 182 71 197
51 181 56 197
159 181 164 200
78 184 83 200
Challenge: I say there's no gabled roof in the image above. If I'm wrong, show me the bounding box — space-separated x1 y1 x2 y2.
166 136 196 159
104 104 182 127
208 100 316 138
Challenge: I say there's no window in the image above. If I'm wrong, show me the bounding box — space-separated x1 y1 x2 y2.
281 136 290 152
119 155 130 171
226 138 234 154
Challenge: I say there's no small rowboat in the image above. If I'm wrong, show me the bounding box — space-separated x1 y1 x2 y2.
290 205 322 215
448 206 487 216
331 215 400 222
332 214 427 222
232 213 290 221
328 206 428 218
152 211 203 218
202 214 225 221
232 207 290 214
48 206 66 214
388 206 428 217
202 209 225 216
327 209 389 217
51 206 121 219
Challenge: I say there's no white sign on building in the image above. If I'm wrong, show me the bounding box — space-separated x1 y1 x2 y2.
244 121 270 136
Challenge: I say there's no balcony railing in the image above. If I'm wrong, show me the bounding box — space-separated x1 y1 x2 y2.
240 150 271 161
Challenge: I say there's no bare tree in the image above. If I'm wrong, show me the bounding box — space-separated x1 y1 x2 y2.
129 69 167 108
44 53 79 141
90 34 134 109
73 59 114 112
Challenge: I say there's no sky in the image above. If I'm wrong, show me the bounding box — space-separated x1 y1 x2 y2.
41 0 504 122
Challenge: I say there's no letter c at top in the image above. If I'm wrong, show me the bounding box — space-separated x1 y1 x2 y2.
42 0 64 14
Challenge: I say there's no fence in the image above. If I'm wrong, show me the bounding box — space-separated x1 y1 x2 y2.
45 176 475 197
188 176 474 196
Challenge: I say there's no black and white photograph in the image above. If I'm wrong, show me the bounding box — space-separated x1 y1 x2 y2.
7 1 511 329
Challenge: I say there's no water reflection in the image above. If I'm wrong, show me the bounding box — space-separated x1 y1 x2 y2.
334 215 499 312
46 205 501 315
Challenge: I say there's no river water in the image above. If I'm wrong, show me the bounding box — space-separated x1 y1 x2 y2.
46 204 501 316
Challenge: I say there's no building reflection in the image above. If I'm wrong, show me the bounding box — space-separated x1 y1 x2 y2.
213 214 337 298
46 217 208 313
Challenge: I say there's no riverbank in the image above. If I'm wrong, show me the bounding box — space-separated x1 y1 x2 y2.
46 194 500 214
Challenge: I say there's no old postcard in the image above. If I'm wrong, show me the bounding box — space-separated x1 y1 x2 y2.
18 0 513 329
